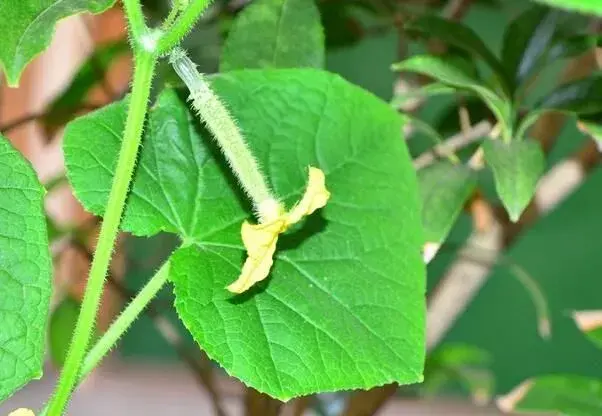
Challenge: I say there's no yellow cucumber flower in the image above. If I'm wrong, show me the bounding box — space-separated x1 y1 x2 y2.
227 167 330 293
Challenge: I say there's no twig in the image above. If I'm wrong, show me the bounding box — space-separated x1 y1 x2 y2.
413 120 492 169
0 104 99 133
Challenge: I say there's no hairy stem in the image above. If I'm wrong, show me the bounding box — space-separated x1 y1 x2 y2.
45 51 157 416
169 47 279 220
158 0 213 54
122 0 147 40
80 261 170 380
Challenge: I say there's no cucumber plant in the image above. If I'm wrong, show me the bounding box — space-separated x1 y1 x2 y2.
1 0 602 415
0 0 425 414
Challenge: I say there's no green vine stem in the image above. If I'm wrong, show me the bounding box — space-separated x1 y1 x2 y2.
169 47 281 222
158 0 212 55
44 1 211 413
40 262 171 416
46 50 158 416
80 261 171 379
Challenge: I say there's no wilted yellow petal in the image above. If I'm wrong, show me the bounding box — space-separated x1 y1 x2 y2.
228 167 330 294
287 167 331 224
8 409 35 416
226 220 285 293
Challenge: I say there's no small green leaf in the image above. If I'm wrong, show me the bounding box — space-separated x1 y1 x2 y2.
502 6 559 87
64 69 426 399
518 76 602 138
535 75 602 115
572 310 602 350
498 375 602 415
424 344 494 403
418 162 477 244
405 15 508 91
49 297 100 369
0 135 52 400
532 0 602 16
0 0 117 86
220 0 325 71
483 139 545 222
548 34 600 63
41 40 129 135
392 56 513 141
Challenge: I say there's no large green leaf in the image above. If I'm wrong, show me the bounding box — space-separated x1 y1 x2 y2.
498 375 602 415
418 162 477 244
41 40 129 135
532 0 602 16
220 0 324 71
392 56 513 141
64 69 426 400
483 139 545 222
501 6 559 87
404 15 508 91
0 135 52 400
0 0 116 86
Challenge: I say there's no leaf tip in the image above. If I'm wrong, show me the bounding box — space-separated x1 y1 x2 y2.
507 206 524 223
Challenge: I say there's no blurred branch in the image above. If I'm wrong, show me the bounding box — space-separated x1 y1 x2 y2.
413 120 492 169
0 104 100 134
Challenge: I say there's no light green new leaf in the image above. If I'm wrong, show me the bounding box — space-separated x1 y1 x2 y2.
0 0 116 86
498 375 602 415
220 0 325 71
392 56 513 141
418 162 477 244
483 139 545 222
405 15 509 91
64 69 426 400
0 135 52 400
41 40 129 135
532 0 602 16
